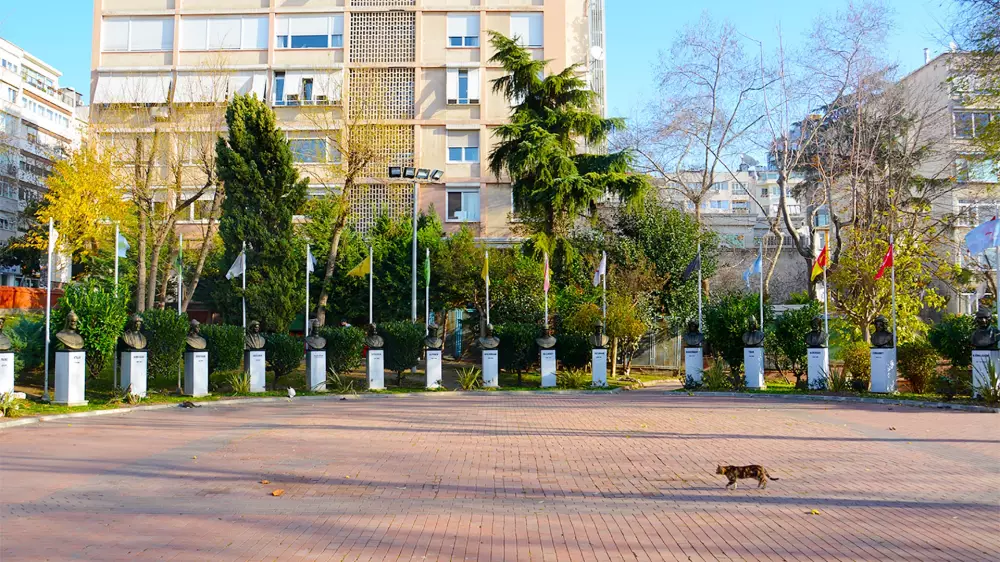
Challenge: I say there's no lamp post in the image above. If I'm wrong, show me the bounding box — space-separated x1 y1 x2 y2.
388 166 444 324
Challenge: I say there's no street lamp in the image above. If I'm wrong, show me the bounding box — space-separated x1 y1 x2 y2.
388 166 445 323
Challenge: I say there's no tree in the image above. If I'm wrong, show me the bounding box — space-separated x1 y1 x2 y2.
769 301 822 388
215 94 308 333
951 0 1000 170
704 292 774 386
52 278 130 378
487 32 648 271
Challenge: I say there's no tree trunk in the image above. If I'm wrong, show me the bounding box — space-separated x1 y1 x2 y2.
145 217 177 310
183 188 223 311
315 215 347 327
136 210 148 312
157 236 179 310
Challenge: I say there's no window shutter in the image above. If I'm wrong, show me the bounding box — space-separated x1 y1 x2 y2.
510 14 530 46
331 15 345 36
464 192 481 222
448 14 477 38
180 18 208 51
468 68 481 103
283 72 302 96
208 17 241 50
446 69 459 103
130 18 173 52
103 18 130 52
275 16 290 37
290 15 330 36
242 17 268 49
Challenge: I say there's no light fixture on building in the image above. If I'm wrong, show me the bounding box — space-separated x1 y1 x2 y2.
388 166 403 178
430 170 444 181
416 168 430 180
403 167 416 179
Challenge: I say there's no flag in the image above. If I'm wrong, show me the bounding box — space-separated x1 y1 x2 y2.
117 232 129 258
743 252 762 289
593 252 606 287
810 244 829 281
347 253 371 278
306 246 316 274
681 255 701 282
48 225 59 254
543 253 550 294
424 252 430 286
225 251 245 280
816 280 827 302
875 244 894 280
965 217 1000 255
481 251 490 288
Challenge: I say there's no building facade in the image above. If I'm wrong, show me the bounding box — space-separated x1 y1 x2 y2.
90 0 607 241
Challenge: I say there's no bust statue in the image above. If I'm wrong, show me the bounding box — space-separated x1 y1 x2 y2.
305 319 326 350
478 323 500 350
424 323 444 350
365 323 384 349
589 321 609 349
742 316 765 348
0 316 11 352
805 316 828 349
971 307 998 350
536 327 557 350
186 319 207 351
55 310 85 351
870 315 894 349
683 320 704 348
245 320 265 351
119 314 147 351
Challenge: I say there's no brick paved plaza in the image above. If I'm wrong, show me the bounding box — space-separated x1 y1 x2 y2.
1 391 998 561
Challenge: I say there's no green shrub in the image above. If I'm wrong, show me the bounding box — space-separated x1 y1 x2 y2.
557 333 590 370
928 314 976 369
5 314 45 374
703 360 732 391
704 292 773 373
827 365 851 392
897 340 939 394
934 367 972 401
265 333 303 388
325 370 358 395
227 370 251 394
557 368 591 389
976 361 1000 404
495 323 537 385
52 279 130 377
840 341 871 391
770 301 822 388
201 324 244 372
317 325 365 375
456 366 481 390
140 309 189 380
380 321 424 385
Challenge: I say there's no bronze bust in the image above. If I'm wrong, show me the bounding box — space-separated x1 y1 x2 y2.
971 308 998 350
424 323 444 350
742 316 765 348
805 316 828 349
478 323 500 350
365 323 384 349
305 319 326 350
119 314 147 351
55 310 85 351
870 316 894 349
245 320 265 351
536 327 557 350
186 319 207 351
589 321 609 349
683 320 704 348
0 316 11 352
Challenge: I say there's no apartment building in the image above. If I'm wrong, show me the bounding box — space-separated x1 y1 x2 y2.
0 37 86 285
90 0 607 240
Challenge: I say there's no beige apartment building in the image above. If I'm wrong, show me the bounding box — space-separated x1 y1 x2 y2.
90 0 607 241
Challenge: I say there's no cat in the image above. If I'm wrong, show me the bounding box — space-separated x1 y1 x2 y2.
716 465 779 489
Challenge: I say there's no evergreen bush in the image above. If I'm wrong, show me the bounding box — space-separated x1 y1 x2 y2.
52 279 129 377
840 341 871 391
316 325 365 375
927 314 976 369
380 321 424 385
265 333 303 388
897 340 939 394
495 323 537 385
558 333 591 370
5 314 45 374
140 309 189 380
201 324 244 372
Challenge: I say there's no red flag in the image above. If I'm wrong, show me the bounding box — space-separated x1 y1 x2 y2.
875 244 894 280
810 244 829 281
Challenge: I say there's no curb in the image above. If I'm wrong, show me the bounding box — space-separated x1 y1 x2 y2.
0 387 624 431
668 391 1000 413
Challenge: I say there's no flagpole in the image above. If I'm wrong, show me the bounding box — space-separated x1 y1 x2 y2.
368 245 373 325
485 250 490 326
113 223 120 389
602 250 607 320
425 248 430 335
305 244 310 338
823 262 830 348
43 218 53 402
241 240 246 333
759 240 764 328
697 242 703 329
890 235 897 348
177 233 183 314
544 252 549 329
114 223 120 290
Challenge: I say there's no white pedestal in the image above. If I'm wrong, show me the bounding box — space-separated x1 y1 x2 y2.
245 350 266 392
591 349 608 387
307 350 326 392
870 348 897 393
684 348 704 384
971 349 998 398
0 351 13 395
184 351 209 397
426 350 442 389
367 349 385 390
482 350 499 388
744 348 765 389
807 348 830 390
54 350 87 406
540 349 557 388
120 351 148 397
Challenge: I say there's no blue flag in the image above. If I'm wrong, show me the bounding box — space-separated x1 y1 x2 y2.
743 252 762 289
117 233 130 258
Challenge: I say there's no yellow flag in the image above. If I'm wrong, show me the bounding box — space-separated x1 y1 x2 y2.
481 251 490 288
347 254 371 278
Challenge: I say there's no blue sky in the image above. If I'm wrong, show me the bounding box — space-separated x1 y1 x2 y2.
0 0 954 109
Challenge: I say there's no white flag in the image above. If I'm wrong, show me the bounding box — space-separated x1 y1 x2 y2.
226 251 245 280
48 226 59 254
307 247 316 274
117 232 130 258
965 217 1000 255
592 252 606 287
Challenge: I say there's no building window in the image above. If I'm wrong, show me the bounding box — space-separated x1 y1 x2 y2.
447 14 480 47
957 156 999 183
732 183 747 194
290 138 333 163
709 200 730 210
276 15 344 49
760 187 769 198
447 131 479 163
711 182 728 192
274 73 285 105
274 71 342 106
510 13 544 47
0 217 11 231
733 201 749 212
954 111 998 139
180 16 268 51
447 189 480 222
447 68 480 105
102 17 174 52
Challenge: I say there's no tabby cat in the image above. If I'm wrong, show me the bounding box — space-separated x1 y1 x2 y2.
716 465 779 489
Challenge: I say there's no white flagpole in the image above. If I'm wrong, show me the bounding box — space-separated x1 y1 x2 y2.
305 244 310 338
43 218 53 402
823 260 830 348
113 223 120 389
544 252 549 329
602 250 607 320
425 248 430 334
368 245 373 325
759 240 764 328
697 242 703 329
241 240 246 333
890 235 897 348
177 233 183 314
485 250 490 326
114 223 120 289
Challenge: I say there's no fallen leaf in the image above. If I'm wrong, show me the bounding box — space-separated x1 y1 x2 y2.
271 489 284 497
809 509 820 515
260 480 270 485
192 456 197 459
345 476 351 479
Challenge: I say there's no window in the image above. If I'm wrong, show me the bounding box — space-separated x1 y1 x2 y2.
711 182 728 192
276 15 344 49
760 187 769 198
709 200 730 210
447 14 480 47
510 13 543 47
103 17 174 52
274 71 342 106
815 209 830 227
180 16 268 51
447 189 480 222
447 131 479 163
732 183 747 194
957 156 999 183
290 139 330 163
194 199 215 220
5 88 14 103
733 201 749 212
302 78 314 103
0 217 11 231
274 72 285 105
447 68 480 105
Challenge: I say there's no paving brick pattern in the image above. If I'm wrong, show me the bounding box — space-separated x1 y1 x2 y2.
1 392 998 561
